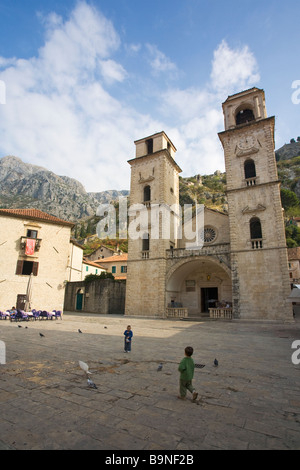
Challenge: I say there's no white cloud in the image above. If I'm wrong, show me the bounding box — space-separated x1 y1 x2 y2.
146 44 178 77
159 40 260 176
0 0 260 195
210 39 260 93
99 60 128 84
0 1 157 192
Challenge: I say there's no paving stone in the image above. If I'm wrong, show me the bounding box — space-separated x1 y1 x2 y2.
0 313 299 450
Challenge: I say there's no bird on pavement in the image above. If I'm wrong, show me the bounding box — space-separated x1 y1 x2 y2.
78 329 82 333
214 358 218 367
87 378 97 389
157 363 163 371
39 333 45 337
79 360 92 375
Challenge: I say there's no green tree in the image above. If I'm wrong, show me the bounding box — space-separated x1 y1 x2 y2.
281 188 299 211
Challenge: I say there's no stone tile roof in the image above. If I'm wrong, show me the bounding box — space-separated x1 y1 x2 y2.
0 208 74 227
95 254 128 263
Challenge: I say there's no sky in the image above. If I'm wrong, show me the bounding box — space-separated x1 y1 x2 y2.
0 0 299 192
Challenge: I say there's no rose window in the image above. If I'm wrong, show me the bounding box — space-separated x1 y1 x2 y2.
202 226 217 243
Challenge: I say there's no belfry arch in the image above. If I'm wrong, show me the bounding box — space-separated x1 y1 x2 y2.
166 256 232 317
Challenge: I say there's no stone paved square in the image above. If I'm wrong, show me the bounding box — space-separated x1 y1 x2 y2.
0 313 300 450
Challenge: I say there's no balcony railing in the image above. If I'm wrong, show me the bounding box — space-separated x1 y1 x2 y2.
245 177 256 186
166 307 188 318
209 307 232 319
166 243 230 259
251 238 263 249
20 237 42 252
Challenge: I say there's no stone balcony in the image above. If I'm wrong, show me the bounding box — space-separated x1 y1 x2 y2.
166 243 231 265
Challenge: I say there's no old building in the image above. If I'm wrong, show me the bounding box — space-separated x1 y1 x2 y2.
94 254 128 280
0 208 78 311
288 247 300 285
125 88 293 320
82 257 107 280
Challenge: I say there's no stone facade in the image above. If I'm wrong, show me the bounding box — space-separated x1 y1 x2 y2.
125 88 293 321
0 209 76 311
125 132 181 317
64 278 126 314
218 88 292 320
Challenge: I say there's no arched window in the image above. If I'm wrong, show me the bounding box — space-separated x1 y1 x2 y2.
144 185 151 202
146 138 153 154
236 108 255 125
250 217 263 248
244 159 256 179
142 233 149 251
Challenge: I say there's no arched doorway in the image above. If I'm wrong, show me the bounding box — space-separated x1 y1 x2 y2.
166 257 232 317
76 289 84 311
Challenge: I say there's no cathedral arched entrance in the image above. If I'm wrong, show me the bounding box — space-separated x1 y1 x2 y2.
166 256 232 317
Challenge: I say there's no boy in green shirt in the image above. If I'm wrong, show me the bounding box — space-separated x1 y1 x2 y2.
178 346 198 401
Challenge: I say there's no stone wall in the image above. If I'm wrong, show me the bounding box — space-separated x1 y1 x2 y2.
64 279 126 315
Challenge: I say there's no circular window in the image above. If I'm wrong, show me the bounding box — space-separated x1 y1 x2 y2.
202 226 217 244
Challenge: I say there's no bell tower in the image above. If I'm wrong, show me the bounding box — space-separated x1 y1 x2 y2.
125 131 182 317
218 88 292 320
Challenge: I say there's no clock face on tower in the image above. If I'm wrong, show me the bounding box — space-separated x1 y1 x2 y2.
237 136 256 150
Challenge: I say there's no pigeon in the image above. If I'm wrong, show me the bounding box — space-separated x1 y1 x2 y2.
18 325 22 328
195 363 205 369
104 326 107 329
87 378 97 389
157 363 163 371
78 329 82 333
214 358 218 367
79 360 92 375
39 333 45 337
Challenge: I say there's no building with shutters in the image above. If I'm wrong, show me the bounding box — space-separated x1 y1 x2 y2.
0 208 79 312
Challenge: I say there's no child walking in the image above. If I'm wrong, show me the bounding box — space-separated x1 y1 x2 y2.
178 346 198 401
124 325 133 352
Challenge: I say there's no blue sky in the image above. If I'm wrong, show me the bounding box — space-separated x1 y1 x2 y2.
0 0 299 192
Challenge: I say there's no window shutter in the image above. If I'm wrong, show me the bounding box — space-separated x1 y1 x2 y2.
32 262 39 276
16 260 23 275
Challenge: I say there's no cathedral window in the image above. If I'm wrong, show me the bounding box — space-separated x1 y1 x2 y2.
142 233 150 258
250 217 263 248
236 108 255 125
146 138 153 154
144 185 151 202
142 233 149 251
201 226 217 244
244 159 256 185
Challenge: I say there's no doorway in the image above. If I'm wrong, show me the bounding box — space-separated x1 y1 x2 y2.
201 287 218 313
16 294 26 310
76 291 84 310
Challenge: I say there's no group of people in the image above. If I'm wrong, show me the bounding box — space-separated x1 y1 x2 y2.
123 325 198 401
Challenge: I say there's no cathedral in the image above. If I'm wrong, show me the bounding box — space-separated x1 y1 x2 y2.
124 87 293 321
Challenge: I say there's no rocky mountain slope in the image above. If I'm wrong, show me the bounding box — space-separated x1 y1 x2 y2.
0 156 129 221
0 138 299 225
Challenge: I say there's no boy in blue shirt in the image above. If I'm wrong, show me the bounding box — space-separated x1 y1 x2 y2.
124 325 133 352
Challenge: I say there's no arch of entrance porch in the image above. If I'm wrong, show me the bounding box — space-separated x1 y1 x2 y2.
166 254 231 287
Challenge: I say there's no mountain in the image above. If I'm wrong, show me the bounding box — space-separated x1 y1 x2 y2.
0 138 299 226
0 156 129 221
275 140 300 161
